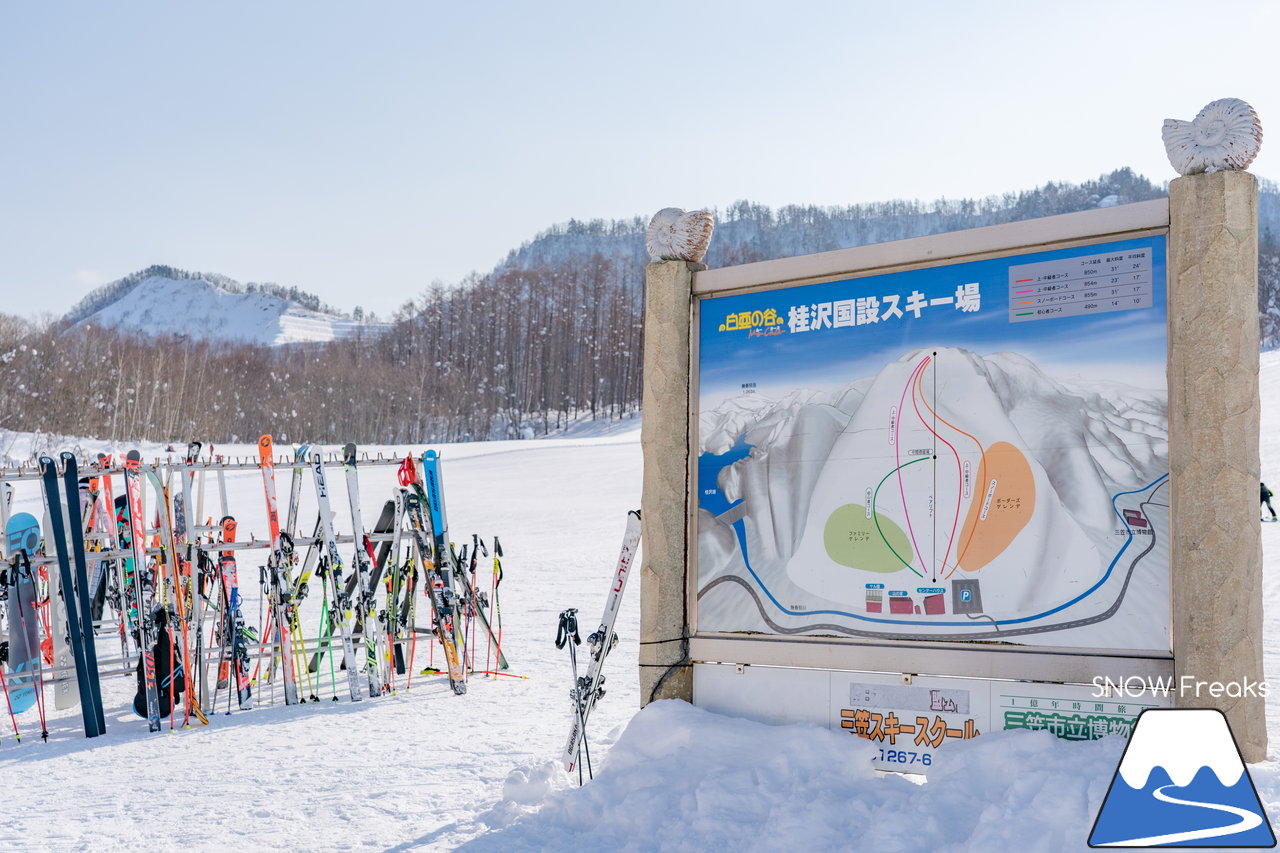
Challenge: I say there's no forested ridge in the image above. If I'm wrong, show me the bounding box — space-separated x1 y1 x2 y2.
3 168 1278 447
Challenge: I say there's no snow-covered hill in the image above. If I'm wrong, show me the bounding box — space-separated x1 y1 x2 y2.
68 270 383 346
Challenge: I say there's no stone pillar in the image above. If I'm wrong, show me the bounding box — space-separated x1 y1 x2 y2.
639 260 701 705
1168 170 1266 761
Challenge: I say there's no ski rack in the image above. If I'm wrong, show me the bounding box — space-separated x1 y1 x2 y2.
27 630 437 685
0 444 519 739
0 449 407 483
16 532 407 570
0 454 413 562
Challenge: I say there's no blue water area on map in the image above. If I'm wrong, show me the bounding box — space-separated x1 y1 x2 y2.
697 435 753 518
1090 765 1276 847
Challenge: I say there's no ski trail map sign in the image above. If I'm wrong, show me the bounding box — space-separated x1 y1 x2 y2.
695 236 1169 653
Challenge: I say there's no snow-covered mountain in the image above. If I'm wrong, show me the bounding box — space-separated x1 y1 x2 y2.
499 168 1183 274
498 169 1280 350
65 267 382 346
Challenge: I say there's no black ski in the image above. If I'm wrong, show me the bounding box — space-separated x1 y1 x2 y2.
61 454 107 735
39 456 103 738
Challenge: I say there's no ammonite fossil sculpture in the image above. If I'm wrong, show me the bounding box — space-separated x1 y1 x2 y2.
646 208 715 264
1162 98 1262 176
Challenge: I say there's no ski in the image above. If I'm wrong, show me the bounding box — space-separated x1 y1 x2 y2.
420 450 508 672
370 496 404 687
42 494 80 714
341 443 384 698
562 509 641 776
382 489 413 682
176 443 211 709
145 467 203 725
308 449 362 702
402 489 466 694
40 455 104 737
64 456 107 736
258 435 300 705
123 450 163 732
284 443 307 542
84 466 116 625
213 517 253 711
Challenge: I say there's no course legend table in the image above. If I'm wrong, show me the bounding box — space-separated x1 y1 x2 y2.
1008 246 1154 323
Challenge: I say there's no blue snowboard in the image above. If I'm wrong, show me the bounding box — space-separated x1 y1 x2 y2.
5 513 43 714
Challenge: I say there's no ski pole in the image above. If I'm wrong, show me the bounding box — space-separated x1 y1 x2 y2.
555 607 590 783
405 561 418 691
0 673 19 742
478 537 493 676
463 551 475 675
0 625 21 741
489 537 504 676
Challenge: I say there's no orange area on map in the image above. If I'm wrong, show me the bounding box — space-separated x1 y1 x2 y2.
955 441 1034 572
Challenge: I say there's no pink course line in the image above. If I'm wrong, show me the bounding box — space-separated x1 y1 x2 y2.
1014 289 1034 294
895 357 932 576
910 363 964 581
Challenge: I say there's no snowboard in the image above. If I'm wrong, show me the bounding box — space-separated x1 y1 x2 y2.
5 513 44 714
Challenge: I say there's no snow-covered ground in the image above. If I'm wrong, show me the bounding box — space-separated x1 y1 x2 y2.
0 431 643 851
4 353 1280 851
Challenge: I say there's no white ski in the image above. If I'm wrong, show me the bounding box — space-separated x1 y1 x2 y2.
309 449 363 702
562 509 641 776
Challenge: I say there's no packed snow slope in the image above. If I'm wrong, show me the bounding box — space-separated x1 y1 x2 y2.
71 274 377 345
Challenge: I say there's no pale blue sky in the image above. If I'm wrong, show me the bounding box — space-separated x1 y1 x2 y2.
1 1 1276 319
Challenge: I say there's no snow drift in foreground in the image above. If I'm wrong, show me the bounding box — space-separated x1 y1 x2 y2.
465 701 1099 852
467 701 1280 853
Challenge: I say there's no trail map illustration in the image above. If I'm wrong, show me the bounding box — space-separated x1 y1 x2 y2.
695 237 1169 652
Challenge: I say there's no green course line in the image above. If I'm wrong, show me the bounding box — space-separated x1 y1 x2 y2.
871 456 930 578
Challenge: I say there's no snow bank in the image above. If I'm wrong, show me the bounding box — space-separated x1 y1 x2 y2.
462 700 1144 853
